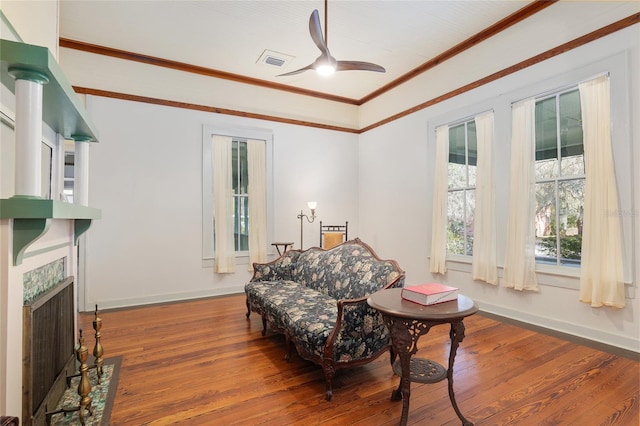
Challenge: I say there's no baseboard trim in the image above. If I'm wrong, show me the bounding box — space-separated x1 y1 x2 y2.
478 309 640 361
84 285 245 312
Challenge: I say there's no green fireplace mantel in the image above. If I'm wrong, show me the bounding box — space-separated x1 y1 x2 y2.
0 38 99 142
1 39 102 265
0 198 102 265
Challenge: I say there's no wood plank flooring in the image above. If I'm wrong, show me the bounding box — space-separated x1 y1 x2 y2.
78 294 639 425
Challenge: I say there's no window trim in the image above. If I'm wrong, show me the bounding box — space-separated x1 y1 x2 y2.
201 125 274 266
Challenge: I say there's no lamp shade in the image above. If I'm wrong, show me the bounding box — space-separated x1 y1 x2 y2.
307 201 317 210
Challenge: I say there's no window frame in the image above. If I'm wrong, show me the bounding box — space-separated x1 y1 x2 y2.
202 125 274 266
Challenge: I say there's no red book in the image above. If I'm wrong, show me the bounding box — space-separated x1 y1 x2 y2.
401 283 458 305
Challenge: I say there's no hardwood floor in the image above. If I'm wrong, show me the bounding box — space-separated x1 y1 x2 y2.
78 294 639 425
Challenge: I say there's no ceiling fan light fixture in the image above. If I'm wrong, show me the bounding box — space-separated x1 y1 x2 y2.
316 63 335 76
315 53 337 76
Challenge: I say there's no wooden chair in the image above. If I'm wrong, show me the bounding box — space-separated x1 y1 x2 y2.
320 221 348 249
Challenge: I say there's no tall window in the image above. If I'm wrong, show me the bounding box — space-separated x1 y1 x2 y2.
447 120 477 256
232 139 249 252
534 89 584 266
202 126 273 266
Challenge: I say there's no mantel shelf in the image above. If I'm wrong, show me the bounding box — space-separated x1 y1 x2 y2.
0 198 101 219
1 39 99 142
0 198 101 265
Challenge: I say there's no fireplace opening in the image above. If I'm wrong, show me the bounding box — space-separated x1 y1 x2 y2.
23 276 75 426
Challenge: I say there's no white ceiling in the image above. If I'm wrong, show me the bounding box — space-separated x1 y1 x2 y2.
59 0 537 101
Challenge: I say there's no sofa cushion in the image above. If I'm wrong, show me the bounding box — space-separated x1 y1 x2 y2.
245 280 300 332
246 280 337 356
282 290 338 358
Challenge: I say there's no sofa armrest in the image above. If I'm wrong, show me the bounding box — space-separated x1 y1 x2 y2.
250 249 301 282
324 274 404 363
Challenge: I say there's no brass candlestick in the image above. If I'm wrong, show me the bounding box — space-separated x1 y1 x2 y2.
46 329 94 425
93 304 104 380
65 305 105 386
77 329 94 425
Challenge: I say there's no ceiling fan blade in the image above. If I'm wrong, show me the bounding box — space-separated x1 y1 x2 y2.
276 63 314 77
336 61 386 73
309 9 330 56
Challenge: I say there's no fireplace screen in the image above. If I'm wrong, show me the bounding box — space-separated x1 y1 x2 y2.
23 276 75 425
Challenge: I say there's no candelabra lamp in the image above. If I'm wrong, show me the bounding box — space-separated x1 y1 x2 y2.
297 201 317 249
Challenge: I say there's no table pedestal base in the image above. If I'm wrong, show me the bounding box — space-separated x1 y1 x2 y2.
387 318 473 426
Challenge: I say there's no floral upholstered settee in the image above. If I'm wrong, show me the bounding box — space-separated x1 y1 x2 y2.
245 238 405 400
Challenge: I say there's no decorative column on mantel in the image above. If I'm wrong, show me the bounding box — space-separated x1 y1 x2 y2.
9 68 49 199
73 137 91 206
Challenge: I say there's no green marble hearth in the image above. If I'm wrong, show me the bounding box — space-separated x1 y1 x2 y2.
49 356 121 426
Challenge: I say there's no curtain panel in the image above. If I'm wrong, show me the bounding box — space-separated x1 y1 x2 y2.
430 125 449 274
247 139 268 271
503 99 539 291
212 135 236 273
578 75 625 308
472 112 498 285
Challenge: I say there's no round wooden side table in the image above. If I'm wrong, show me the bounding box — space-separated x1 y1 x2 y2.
367 287 479 426
271 242 294 255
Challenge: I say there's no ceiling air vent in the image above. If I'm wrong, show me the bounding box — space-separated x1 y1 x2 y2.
257 50 294 69
265 56 285 67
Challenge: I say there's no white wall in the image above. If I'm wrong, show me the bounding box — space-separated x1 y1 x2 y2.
359 26 639 352
83 96 359 310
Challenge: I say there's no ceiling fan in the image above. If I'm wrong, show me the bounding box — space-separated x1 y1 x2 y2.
278 0 386 77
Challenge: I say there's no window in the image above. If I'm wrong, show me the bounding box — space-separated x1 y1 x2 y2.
202 125 273 264
232 139 249 252
534 89 584 266
447 120 477 256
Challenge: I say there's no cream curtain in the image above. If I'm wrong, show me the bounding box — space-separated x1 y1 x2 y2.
578 75 625 308
247 139 267 271
430 125 449 274
503 99 538 291
472 112 498 284
212 135 236 273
